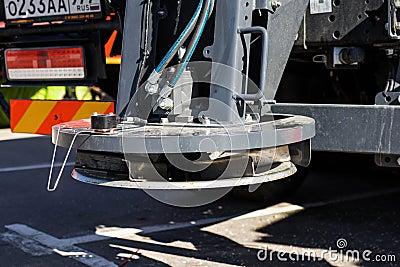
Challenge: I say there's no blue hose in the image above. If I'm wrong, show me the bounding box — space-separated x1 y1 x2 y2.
155 0 204 73
170 0 212 87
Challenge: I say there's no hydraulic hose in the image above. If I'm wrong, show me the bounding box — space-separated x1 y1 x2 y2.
169 0 214 87
146 0 204 93
149 0 203 79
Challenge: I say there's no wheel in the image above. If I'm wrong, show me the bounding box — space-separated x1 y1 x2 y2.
230 166 308 202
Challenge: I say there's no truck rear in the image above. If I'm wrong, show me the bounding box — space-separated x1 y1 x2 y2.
5 0 400 204
0 0 123 133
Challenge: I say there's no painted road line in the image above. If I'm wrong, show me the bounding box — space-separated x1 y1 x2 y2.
233 186 400 222
141 216 231 234
0 128 43 141
3 187 400 266
1 231 52 257
110 244 241 267
0 162 74 173
94 216 231 240
5 224 117 267
60 186 400 251
233 202 304 221
7 186 400 248
16 186 400 249
82 186 400 246
62 234 110 246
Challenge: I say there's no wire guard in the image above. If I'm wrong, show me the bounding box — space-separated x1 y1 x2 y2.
47 127 90 192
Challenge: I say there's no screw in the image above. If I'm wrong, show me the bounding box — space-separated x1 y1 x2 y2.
202 116 211 125
157 9 168 19
386 48 395 56
145 83 159 95
271 1 281 11
245 114 253 122
159 98 174 110
161 118 169 124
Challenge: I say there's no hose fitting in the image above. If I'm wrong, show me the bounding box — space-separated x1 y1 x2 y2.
145 70 162 95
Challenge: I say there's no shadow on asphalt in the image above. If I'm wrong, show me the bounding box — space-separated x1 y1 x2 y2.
78 152 400 266
1 136 399 266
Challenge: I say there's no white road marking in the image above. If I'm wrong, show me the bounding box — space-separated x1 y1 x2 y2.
9 186 399 249
53 249 88 257
62 234 110 245
233 186 400 221
233 202 304 221
5 224 117 267
0 162 74 173
116 253 140 260
1 231 52 256
3 186 400 266
100 228 197 251
141 216 231 234
93 217 230 241
110 244 241 267
0 128 43 141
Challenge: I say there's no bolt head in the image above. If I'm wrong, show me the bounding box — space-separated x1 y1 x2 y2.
159 98 174 110
157 9 168 19
386 49 394 56
145 83 159 95
271 0 281 11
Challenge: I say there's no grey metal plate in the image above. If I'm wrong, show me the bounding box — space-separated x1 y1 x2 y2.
53 115 315 154
272 103 400 154
71 161 297 190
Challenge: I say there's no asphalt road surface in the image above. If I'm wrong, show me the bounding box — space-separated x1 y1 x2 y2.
0 129 399 266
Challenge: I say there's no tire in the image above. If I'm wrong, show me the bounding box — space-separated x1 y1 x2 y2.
230 166 308 203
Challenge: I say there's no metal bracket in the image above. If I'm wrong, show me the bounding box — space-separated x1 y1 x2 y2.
255 0 273 11
375 91 400 105
236 26 269 101
375 58 400 105
289 139 311 167
375 154 400 167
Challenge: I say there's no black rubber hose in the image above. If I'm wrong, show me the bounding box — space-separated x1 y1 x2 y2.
155 0 204 74
168 0 214 85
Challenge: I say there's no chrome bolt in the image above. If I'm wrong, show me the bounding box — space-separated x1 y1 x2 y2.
159 98 174 110
271 1 281 11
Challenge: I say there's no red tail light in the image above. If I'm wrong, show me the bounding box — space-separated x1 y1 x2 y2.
5 47 85 81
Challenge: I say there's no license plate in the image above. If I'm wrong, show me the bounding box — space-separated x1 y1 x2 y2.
3 0 102 21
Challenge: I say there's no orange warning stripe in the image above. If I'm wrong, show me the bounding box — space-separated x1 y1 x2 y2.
10 100 115 135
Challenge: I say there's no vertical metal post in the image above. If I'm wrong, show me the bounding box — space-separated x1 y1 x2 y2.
117 0 144 114
202 0 253 123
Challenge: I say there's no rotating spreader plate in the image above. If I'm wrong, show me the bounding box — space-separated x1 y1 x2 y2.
72 161 297 190
53 114 315 154
51 114 315 190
